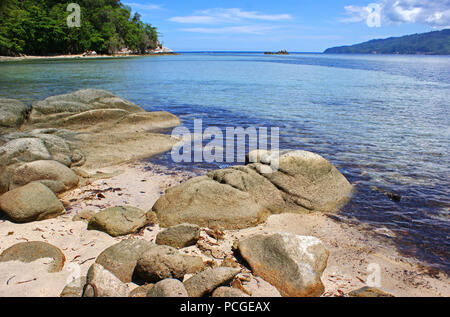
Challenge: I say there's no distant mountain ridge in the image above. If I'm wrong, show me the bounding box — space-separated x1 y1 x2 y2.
324 29 450 55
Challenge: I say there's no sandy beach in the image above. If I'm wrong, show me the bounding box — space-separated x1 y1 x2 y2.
0 160 448 297
0 52 179 62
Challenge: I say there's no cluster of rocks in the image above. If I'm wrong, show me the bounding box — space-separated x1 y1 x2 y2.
0 89 181 223
1 228 393 297
0 89 388 298
56 223 331 297
153 149 354 230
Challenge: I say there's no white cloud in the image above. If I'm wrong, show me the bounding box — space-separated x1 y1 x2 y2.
342 0 450 28
124 2 162 11
170 8 292 24
179 25 275 35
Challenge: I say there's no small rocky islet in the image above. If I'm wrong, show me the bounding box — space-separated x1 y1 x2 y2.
0 89 398 297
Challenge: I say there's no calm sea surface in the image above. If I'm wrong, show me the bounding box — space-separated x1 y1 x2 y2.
1 53 449 271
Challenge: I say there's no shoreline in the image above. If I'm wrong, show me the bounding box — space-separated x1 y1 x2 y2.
0 89 448 297
0 52 180 62
1 160 448 297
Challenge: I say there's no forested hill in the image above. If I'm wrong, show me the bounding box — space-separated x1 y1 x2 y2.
324 29 450 55
0 0 159 56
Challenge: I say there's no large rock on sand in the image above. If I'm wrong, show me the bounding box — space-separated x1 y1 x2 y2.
83 263 129 297
155 223 201 249
88 206 148 237
0 182 65 223
212 287 249 297
153 175 270 230
8 160 79 193
238 233 329 297
0 241 66 272
136 245 204 283
147 279 188 297
95 239 155 283
60 276 87 297
153 150 353 230
0 129 85 194
0 98 28 128
348 286 395 297
184 267 241 297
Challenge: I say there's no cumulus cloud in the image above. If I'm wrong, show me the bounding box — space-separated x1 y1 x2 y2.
342 0 450 28
169 8 292 24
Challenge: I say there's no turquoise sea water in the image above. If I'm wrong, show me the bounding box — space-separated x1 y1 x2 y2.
1 53 449 271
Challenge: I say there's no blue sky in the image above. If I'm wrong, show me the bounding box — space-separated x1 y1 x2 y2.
124 0 450 52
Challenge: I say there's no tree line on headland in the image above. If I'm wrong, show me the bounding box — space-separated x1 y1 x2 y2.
0 0 159 56
324 29 450 55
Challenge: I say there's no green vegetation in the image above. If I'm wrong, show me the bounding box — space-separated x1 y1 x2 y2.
0 0 159 56
324 29 450 55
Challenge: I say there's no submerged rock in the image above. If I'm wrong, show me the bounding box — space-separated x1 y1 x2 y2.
147 279 188 297
155 223 201 249
183 267 241 297
135 245 204 283
95 238 155 283
0 182 65 223
87 206 148 237
238 233 329 297
0 241 66 273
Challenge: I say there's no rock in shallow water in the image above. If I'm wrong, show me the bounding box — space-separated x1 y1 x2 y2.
156 223 201 249
87 206 148 237
0 182 65 223
247 149 354 213
0 241 66 273
238 233 329 297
